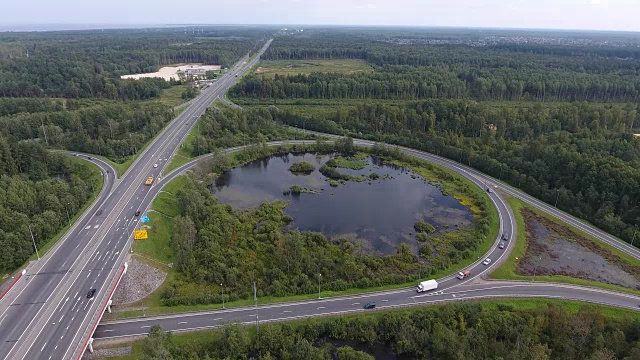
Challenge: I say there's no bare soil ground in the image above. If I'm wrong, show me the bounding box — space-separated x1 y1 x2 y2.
517 208 640 289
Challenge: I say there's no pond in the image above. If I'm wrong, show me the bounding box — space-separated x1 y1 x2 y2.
212 153 473 255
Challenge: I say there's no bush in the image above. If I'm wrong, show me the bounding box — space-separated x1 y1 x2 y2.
289 161 316 174
414 219 436 233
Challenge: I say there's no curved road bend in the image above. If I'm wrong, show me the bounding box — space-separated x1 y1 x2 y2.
94 138 640 339
0 39 273 360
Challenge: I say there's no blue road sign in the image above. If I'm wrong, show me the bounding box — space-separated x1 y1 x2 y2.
141 215 150 223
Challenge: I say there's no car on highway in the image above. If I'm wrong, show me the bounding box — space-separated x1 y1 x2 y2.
502 232 510 241
135 210 141 216
95 210 103 216
363 302 376 309
499 242 506 249
86 288 96 299
483 258 492 265
486 188 493 193
457 270 471 279
153 163 158 168
87 156 92 160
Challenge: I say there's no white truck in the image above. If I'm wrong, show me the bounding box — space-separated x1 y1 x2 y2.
416 279 438 293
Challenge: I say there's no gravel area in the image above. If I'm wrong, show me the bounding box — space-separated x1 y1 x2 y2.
111 258 167 305
82 346 131 359
518 208 640 289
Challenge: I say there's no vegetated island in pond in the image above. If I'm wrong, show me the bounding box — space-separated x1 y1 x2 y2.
288 160 316 175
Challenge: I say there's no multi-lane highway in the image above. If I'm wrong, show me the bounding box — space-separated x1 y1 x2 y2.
0 39 272 360
92 137 640 341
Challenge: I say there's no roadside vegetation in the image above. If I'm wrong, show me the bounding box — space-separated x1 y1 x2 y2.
0 149 103 279
107 300 640 360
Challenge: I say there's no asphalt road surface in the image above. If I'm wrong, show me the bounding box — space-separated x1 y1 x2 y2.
0 39 272 360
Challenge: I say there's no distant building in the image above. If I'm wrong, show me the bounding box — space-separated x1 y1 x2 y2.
182 68 207 76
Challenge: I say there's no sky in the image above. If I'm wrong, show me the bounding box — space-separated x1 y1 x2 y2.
2 0 640 32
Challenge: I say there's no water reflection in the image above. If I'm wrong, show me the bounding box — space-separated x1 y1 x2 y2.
212 153 472 255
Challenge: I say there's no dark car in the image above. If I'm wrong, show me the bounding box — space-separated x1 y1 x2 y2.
135 210 141 216
86 288 96 299
87 156 92 160
95 210 103 216
502 232 510 241
363 302 376 309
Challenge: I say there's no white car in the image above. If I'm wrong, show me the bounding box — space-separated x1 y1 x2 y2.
153 164 158 168
482 258 492 265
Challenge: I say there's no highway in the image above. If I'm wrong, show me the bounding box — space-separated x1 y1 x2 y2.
92 137 640 341
0 39 272 360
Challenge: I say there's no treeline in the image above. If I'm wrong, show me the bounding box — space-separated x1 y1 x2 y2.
232 68 640 102
192 105 308 154
0 100 174 163
251 30 640 102
161 139 492 306
275 100 640 244
140 302 640 360
0 29 261 98
0 140 99 271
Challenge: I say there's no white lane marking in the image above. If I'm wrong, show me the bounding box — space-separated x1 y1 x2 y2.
103 329 113 332
59 315 63 323
283 310 292 313
213 318 223 321
317 307 325 310
178 321 187 325
352 303 360 305
74 292 78 299
40 342 47 351
141 326 151 328
382 299 389 302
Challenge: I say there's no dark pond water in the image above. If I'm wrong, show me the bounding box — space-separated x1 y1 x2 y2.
212 153 473 255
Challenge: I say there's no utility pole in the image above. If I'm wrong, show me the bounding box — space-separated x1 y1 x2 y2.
554 190 560 208
221 283 225 309
253 281 259 333
28 224 40 260
317 273 322 299
41 122 48 146
631 226 638 247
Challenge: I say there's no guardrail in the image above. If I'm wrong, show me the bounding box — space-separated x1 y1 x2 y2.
0 270 26 303
74 263 127 359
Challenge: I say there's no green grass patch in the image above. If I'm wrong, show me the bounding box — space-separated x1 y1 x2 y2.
151 85 196 109
255 59 373 78
490 196 640 296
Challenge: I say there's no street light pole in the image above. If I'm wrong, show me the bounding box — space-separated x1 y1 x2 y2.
554 190 560 208
28 224 40 260
64 203 71 226
631 227 638 247
318 273 322 299
221 283 225 309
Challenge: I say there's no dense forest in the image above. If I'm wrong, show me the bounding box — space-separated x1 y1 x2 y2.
230 28 640 246
231 30 640 102
139 302 640 360
0 140 100 271
0 28 265 99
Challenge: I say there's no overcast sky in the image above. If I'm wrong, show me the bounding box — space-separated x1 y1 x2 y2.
2 0 640 32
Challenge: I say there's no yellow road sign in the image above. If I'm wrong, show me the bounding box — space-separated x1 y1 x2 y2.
133 230 148 240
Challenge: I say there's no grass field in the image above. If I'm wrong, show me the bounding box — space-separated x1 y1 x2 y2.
490 196 640 296
103 297 640 360
0 157 104 285
255 59 373 77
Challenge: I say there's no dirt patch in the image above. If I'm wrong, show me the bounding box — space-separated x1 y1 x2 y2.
517 208 640 290
111 258 166 305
